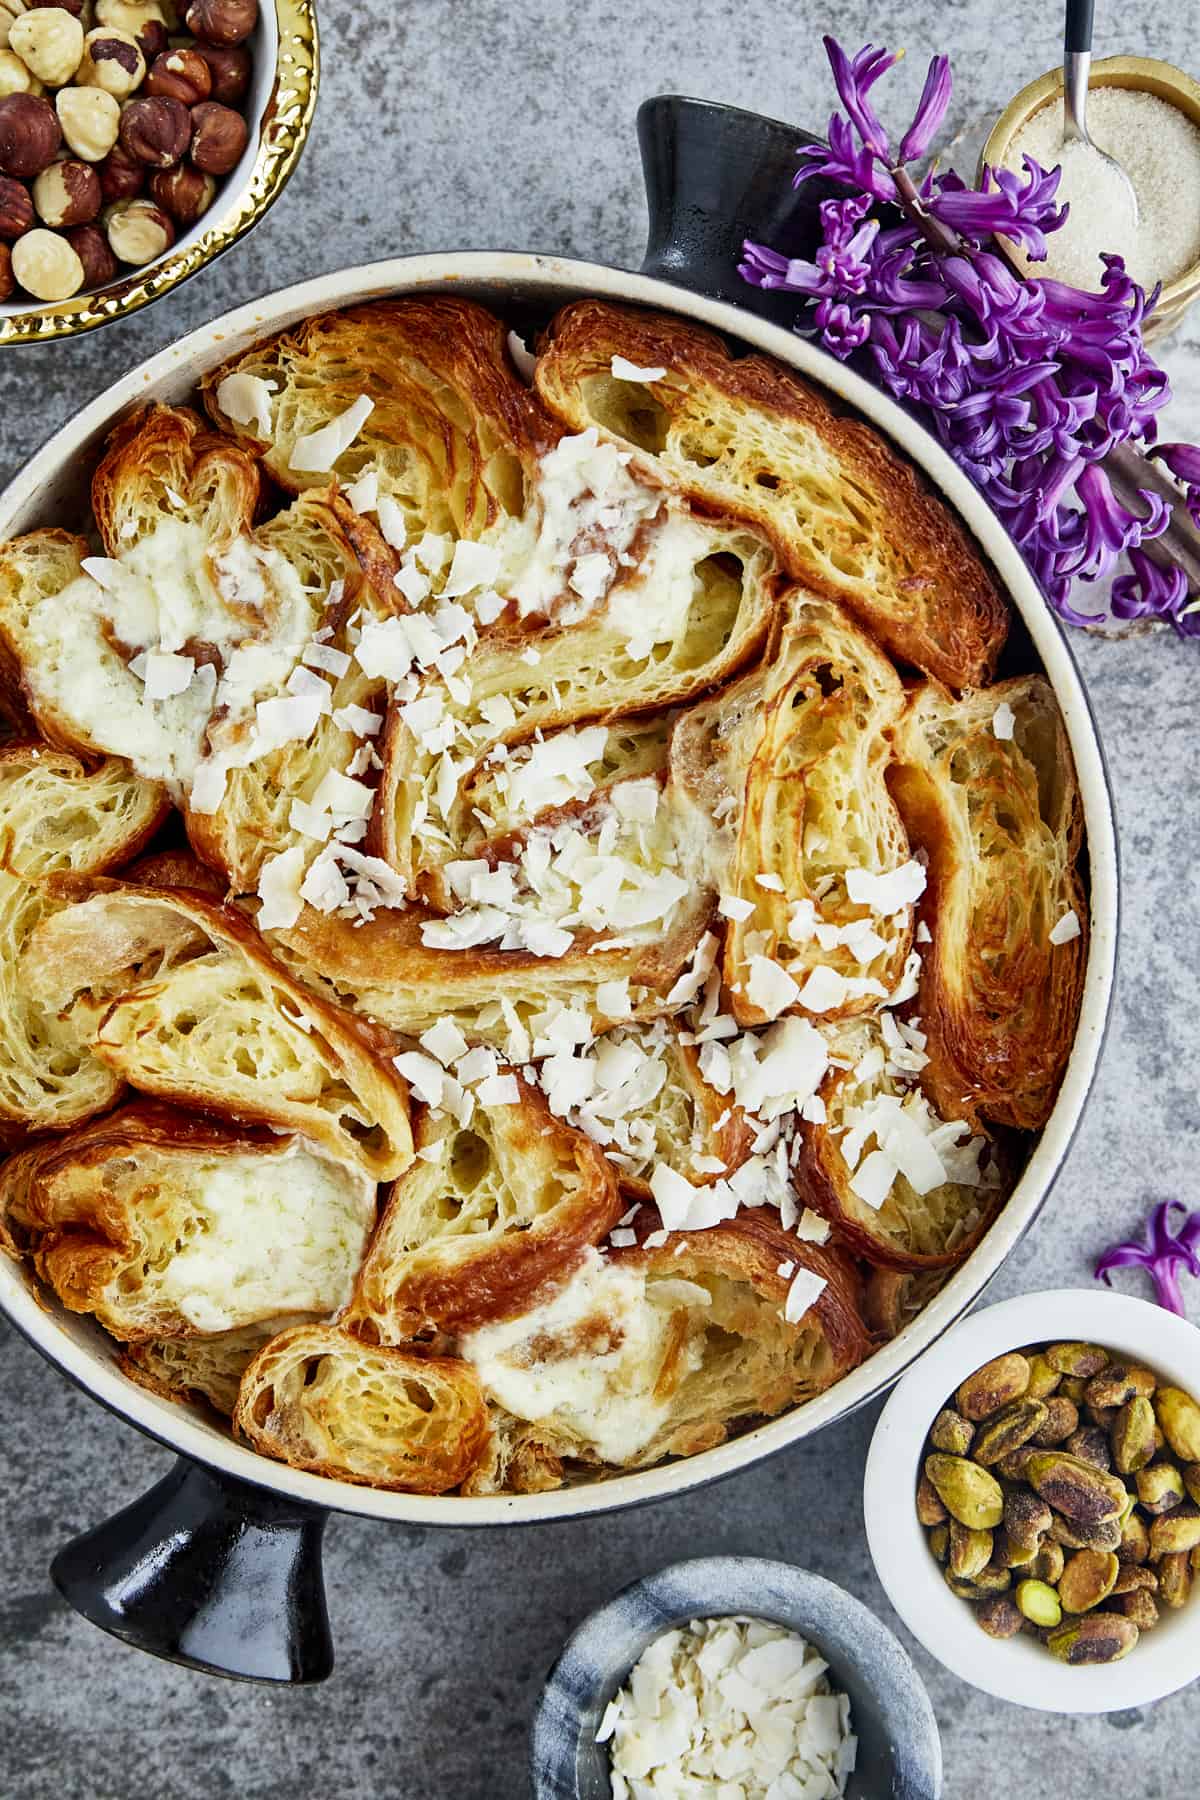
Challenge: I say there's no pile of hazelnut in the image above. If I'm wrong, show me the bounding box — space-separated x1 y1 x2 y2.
0 0 256 305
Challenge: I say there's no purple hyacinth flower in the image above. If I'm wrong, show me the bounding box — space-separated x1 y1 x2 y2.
1151 443 1200 528
931 159 1065 259
739 35 1199 632
813 298 871 355
1068 465 1170 577
822 37 897 162
1095 1199 1200 1314
1110 548 1192 629
797 117 898 204
897 54 953 165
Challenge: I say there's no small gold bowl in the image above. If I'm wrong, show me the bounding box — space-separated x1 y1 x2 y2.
980 55 1200 342
0 0 318 347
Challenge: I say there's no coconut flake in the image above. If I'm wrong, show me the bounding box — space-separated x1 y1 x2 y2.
392 1050 445 1107
141 651 194 701
216 371 274 439
747 955 801 1020
507 330 537 381
1050 908 1081 945
596 978 632 1020
420 1019 469 1066
991 699 1016 739
477 1072 520 1106
303 641 352 678
845 860 926 917
344 468 379 514
442 539 502 598
289 395 375 473
611 354 667 383
256 844 306 931
785 1267 827 1324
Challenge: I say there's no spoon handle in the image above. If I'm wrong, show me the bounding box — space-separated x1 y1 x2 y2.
1063 0 1094 141
1065 0 1094 52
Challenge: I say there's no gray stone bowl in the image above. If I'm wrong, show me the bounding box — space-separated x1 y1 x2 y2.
529 1555 942 1798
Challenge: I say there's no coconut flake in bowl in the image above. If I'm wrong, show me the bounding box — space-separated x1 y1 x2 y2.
597 1614 856 1797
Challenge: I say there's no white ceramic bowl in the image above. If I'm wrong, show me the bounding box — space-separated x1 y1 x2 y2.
864 1287 1200 1713
0 0 317 345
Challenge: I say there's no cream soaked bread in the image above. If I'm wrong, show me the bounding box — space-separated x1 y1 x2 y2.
458 1247 708 1464
0 1113 378 1339
24 515 318 801
155 1142 377 1331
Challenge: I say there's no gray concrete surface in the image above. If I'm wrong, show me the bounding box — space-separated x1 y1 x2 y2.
2 2 1199 1794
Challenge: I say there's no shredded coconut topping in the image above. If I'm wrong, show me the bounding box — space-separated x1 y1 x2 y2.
599 1615 857 1799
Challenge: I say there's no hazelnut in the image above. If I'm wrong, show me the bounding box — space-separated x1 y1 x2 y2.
145 42 208 102
0 0 28 52
66 217 116 283
11 222 83 297
0 238 12 299
192 38 246 105
56 83 120 160
188 96 242 172
137 17 167 57
8 6 82 84
149 155 210 220
96 135 141 197
0 91 60 177
103 190 172 261
94 0 167 58
183 0 254 46
32 153 99 224
28 0 85 15
0 45 41 95
0 168 32 233
119 92 189 165
77 26 144 97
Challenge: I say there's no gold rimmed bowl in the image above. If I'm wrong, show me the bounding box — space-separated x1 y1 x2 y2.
0 0 318 346
980 55 1200 342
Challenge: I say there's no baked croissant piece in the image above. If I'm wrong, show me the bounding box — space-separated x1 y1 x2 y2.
794 1017 1006 1270
123 1317 308 1418
272 889 717 1044
888 675 1087 1131
534 298 1008 688
347 1078 620 1340
202 296 555 540
20 881 413 1180
456 1212 867 1476
0 744 166 1139
235 1323 489 1494
671 590 915 1025
0 1102 377 1338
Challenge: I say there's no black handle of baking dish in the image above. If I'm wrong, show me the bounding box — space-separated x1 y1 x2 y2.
50 1455 333 1684
637 94 834 323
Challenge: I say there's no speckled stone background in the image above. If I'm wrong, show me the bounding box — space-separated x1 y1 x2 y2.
2 3 1198 1795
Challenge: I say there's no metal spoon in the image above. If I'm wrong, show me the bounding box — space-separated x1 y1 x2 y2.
1063 0 1139 225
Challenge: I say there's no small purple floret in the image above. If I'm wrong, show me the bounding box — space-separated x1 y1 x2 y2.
1095 1200 1200 1314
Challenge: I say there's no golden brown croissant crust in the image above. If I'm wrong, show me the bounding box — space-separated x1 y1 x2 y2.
888 676 1086 1131
0 293 1087 1495
534 298 1008 688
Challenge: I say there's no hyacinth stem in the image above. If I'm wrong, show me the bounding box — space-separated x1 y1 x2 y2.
889 165 961 255
1105 441 1200 595
881 163 1200 606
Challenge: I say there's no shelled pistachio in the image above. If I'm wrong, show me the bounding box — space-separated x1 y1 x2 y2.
916 1339 1200 1666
